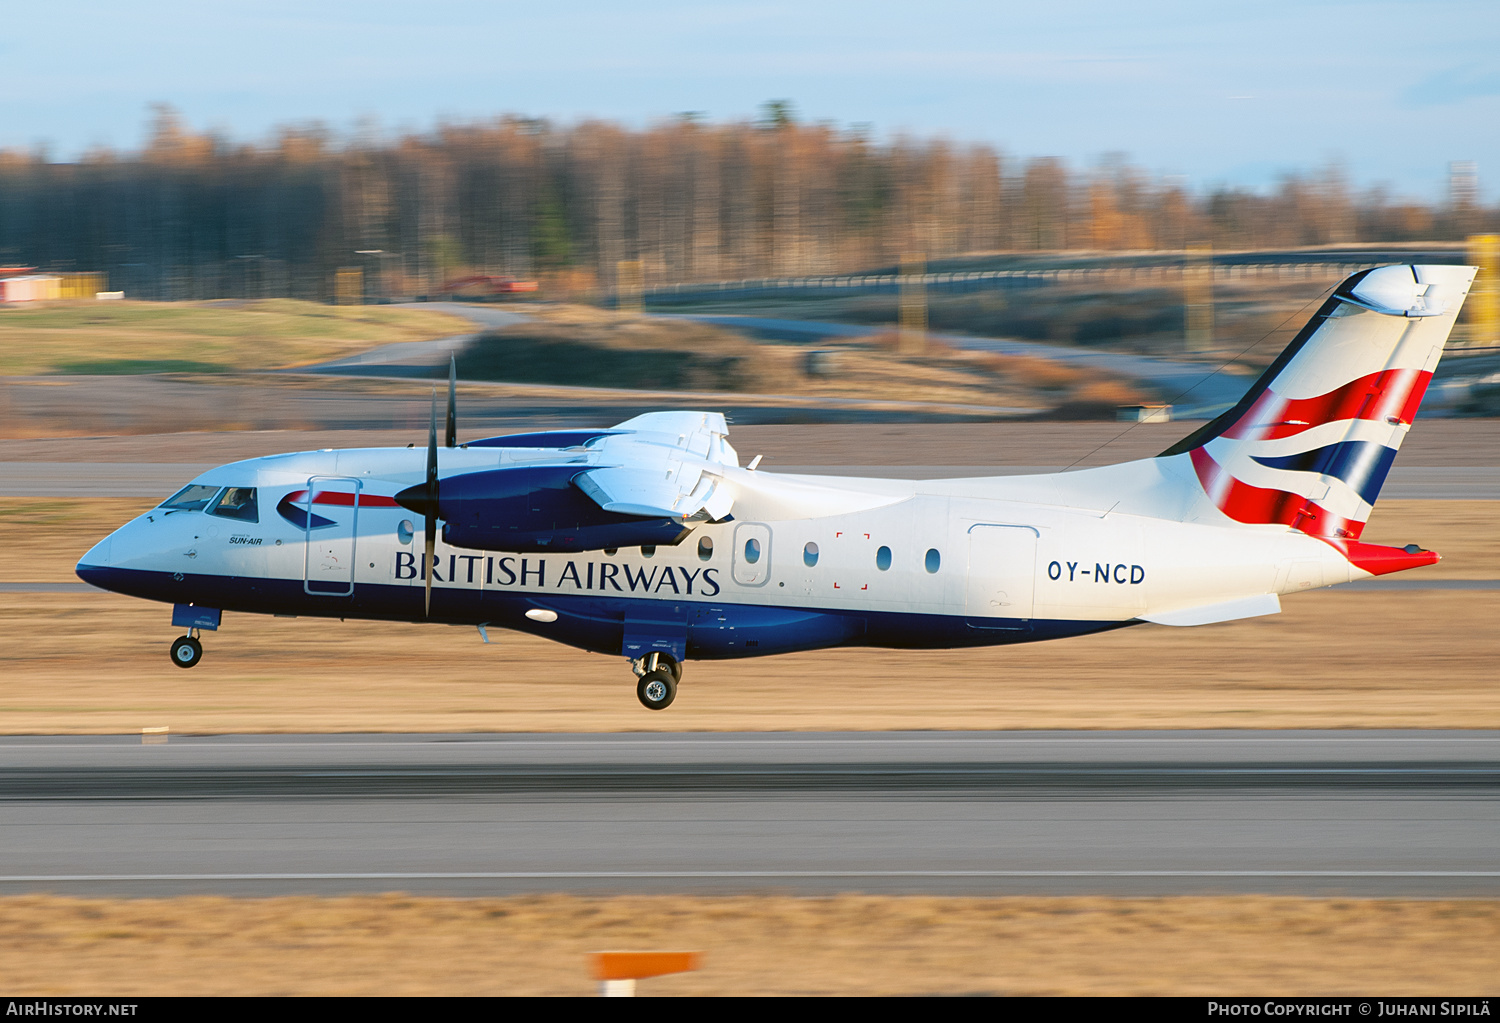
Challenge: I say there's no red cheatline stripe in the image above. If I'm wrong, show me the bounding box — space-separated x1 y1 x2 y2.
1222 368 1433 441
1189 447 1362 539
286 490 401 508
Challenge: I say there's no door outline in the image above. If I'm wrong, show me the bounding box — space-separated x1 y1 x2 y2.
965 523 1039 624
303 475 362 596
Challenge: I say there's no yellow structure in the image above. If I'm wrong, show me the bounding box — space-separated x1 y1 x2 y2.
334 267 363 306
1183 244 1214 353
1466 235 1498 347
59 272 108 299
899 252 927 355
615 260 644 312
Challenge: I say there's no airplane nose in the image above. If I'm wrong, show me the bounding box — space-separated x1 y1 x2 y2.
76 535 114 589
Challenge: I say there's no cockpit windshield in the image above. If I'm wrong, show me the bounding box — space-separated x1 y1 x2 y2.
160 484 221 513
209 487 259 523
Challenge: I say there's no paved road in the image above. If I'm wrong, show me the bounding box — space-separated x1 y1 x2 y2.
8 462 1500 499
1 731 1495 898
300 303 528 377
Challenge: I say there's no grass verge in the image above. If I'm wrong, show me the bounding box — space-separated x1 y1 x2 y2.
0 587 1497 732
0 300 473 375
1 894 1495 995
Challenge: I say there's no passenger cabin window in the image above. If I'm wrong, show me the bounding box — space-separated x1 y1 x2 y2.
925 548 941 574
209 487 259 523
876 545 892 571
697 536 714 561
803 541 819 567
160 484 220 513
640 545 656 558
744 537 761 564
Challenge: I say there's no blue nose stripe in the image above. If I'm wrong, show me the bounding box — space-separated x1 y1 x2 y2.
75 563 113 590
1252 440 1398 505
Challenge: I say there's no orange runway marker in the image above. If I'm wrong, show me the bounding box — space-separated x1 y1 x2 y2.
590 951 702 997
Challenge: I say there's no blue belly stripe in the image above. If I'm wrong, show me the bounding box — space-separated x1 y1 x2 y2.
75 564 1132 657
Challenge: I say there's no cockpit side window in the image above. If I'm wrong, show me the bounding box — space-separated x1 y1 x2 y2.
160 484 221 513
209 487 259 523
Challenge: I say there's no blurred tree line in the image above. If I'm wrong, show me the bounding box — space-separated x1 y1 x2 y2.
0 104 1492 301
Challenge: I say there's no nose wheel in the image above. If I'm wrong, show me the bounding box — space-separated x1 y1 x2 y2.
169 634 203 669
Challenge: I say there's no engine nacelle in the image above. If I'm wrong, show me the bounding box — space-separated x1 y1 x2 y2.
403 464 691 554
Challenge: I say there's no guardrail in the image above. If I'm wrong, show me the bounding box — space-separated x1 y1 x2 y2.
638 262 1379 306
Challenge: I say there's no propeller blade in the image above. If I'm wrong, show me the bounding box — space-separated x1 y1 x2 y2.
427 387 439 492
425 516 435 617
425 388 439 617
446 354 457 449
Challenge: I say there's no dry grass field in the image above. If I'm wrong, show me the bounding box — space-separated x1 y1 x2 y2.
2 587 1495 733
1 894 1495 996
0 300 472 376
1 496 1497 733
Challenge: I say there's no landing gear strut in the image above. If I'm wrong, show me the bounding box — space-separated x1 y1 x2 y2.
632 652 682 710
169 632 203 669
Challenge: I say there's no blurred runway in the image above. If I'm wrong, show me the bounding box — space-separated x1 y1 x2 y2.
3 731 1496 898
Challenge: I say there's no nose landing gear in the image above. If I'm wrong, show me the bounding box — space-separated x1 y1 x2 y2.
169 632 203 669
631 652 682 710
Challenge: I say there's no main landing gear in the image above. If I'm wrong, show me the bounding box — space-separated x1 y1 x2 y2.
169 632 203 669
632 652 682 711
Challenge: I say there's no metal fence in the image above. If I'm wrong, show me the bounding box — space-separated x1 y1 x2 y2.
639 262 1387 307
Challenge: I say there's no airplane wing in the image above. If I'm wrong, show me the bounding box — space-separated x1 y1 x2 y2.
571 411 739 521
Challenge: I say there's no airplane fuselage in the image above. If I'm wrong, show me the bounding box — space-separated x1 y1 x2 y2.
78 443 1356 663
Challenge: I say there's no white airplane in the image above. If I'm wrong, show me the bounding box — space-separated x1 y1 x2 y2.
78 264 1475 710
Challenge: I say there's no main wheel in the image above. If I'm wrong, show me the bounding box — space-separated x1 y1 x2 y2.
636 670 677 711
169 635 203 669
657 655 683 684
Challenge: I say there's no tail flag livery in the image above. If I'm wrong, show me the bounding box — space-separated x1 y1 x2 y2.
1162 264 1476 546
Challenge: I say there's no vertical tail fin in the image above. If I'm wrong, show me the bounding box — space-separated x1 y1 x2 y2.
1160 264 1476 540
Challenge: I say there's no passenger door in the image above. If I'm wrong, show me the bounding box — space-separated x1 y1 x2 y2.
302 476 363 596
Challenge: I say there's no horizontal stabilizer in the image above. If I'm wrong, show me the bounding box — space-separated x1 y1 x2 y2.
1341 265 1461 318
1141 592 1281 627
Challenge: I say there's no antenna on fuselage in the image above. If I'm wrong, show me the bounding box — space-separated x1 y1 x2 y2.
445 353 458 449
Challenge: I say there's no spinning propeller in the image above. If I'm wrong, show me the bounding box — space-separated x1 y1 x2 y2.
398 355 460 617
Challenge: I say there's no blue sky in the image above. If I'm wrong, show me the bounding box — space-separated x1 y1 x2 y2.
2 0 1497 200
